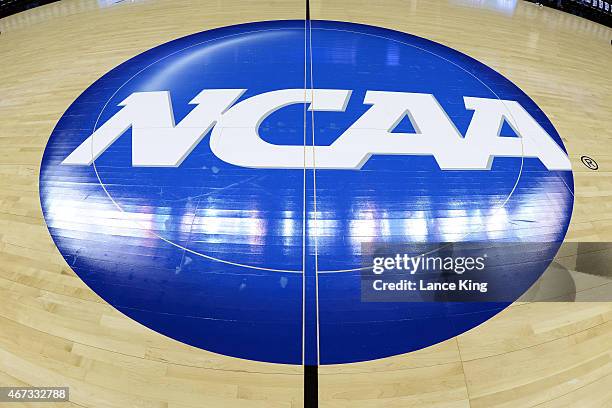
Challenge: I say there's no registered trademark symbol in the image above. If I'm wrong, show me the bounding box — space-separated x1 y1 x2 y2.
580 156 598 170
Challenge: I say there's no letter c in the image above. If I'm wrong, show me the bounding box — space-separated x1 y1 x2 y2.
210 89 351 168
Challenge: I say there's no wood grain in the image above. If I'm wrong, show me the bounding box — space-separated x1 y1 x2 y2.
0 0 610 406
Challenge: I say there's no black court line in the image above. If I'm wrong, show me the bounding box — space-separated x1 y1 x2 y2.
304 364 318 407
303 3 319 408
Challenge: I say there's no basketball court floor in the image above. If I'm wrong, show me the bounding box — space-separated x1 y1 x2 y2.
0 0 611 407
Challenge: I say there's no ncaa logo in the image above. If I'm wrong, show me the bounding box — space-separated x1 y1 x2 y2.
40 20 574 364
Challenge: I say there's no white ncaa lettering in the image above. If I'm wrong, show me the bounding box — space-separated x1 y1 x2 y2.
61 88 572 171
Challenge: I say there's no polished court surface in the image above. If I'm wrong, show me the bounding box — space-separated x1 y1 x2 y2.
1 0 612 407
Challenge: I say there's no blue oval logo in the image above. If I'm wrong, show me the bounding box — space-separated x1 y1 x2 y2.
40 20 573 364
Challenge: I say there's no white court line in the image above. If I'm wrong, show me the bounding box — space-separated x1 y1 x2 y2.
302 18 308 367
307 18 321 366
85 24 563 277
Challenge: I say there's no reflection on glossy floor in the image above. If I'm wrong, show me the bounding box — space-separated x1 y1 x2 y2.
0 0 611 407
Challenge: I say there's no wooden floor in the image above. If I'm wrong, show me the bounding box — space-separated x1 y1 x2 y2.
0 0 611 407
